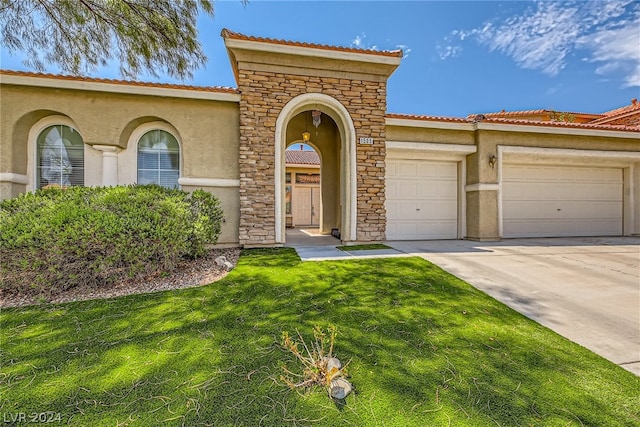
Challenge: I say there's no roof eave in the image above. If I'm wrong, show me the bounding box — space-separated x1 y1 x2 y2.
0 71 241 102
386 115 640 138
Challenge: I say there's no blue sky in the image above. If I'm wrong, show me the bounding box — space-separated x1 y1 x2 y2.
2 0 639 117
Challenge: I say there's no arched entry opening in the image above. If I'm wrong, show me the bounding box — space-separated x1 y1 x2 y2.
275 94 356 244
284 141 322 229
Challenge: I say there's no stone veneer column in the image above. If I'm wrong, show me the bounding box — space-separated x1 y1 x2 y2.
236 71 388 246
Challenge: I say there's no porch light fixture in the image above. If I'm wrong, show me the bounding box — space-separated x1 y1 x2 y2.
312 109 322 128
302 130 311 142
302 110 311 142
488 155 497 169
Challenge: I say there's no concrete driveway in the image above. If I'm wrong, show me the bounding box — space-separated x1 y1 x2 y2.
386 237 640 375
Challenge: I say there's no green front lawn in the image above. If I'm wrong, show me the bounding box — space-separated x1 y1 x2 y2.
1 249 638 426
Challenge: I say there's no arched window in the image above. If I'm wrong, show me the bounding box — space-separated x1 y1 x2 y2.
137 130 180 188
36 125 84 188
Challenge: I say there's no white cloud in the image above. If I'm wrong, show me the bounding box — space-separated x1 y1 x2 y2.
439 0 640 86
351 33 377 51
545 84 563 96
396 44 412 59
579 11 640 87
436 43 462 60
352 33 365 48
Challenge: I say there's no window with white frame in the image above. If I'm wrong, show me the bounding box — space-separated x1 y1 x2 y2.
36 125 84 189
137 130 180 188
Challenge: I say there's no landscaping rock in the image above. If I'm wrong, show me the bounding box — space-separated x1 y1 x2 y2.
223 261 234 271
329 378 352 399
326 357 342 372
215 256 227 266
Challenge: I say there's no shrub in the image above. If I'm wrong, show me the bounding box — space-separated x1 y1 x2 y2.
0 185 224 298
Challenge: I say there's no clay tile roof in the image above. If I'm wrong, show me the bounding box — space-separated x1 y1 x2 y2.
386 112 639 132
482 109 548 117
591 99 640 126
285 150 320 165
221 28 403 58
386 113 470 123
601 99 640 116
0 69 238 93
482 117 639 132
482 109 600 118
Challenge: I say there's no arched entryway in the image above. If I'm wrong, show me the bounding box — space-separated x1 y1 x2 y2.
275 93 356 244
284 142 322 229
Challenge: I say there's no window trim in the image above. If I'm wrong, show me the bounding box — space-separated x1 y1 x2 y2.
130 122 182 188
27 115 83 192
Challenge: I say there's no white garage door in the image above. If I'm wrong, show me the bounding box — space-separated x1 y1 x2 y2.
503 164 623 237
386 159 458 240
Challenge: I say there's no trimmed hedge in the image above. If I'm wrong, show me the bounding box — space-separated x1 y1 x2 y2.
0 185 224 297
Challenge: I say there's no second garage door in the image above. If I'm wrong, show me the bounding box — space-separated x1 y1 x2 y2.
386 159 458 240
502 164 623 237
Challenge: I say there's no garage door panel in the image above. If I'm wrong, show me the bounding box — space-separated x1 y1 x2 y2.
387 200 418 220
503 164 622 238
388 220 457 240
504 219 621 237
397 161 417 177
417 163 437 178
386 161 397 176
437 181 458 198
396 182 419 199
386 159 458 240
505 200 621 219
504 182 621 201
416 200 457 217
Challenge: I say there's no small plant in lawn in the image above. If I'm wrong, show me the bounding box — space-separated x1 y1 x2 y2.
280 324 353 400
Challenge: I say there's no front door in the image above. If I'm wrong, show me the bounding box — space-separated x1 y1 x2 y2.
293 187 320 226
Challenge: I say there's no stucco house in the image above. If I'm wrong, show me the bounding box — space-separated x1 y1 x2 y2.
1 29 639 247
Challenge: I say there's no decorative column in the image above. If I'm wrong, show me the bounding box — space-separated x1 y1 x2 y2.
92 145 120 186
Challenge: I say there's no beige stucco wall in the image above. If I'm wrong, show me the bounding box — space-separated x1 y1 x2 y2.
0 82 241 244
634 163 640 235
476 129 640 152
386 125 475 145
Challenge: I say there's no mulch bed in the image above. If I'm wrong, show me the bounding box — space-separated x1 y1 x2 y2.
0 247 241 309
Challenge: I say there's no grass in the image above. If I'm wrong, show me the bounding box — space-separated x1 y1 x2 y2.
1 248 638 426
337 244 392 251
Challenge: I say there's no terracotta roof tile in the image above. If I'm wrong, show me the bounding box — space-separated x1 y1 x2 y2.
483 109 547 117
0 69 238 94
482 109 601 118
592 99 640 126
386 113 639 132
482 117 639 132
285 150 320 165
221 28 403 58
601 99 640 117
386 113 470 123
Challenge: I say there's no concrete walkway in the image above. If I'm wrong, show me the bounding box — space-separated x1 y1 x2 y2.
284 228 408 261
387 237 640 375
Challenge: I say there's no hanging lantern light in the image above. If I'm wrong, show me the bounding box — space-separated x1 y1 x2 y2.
312 109 322 128
302 111 311 142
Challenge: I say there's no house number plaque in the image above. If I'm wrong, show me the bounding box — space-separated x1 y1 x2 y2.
359 137 374 145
